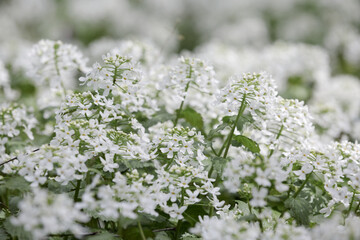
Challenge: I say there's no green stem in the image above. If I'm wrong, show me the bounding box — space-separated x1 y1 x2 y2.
209 206 214 217
346 192 356 217
354 200 360 214
113 66 118 85
138 220 146 240
174 81 191 126
268 125 284 158
53 43 67 97
248 200 253 214
164 157 175 171
207 165 214 178
175 220 182 240
223 95 247 158
293 172 312 199
181 188 185 206
73 180 81 202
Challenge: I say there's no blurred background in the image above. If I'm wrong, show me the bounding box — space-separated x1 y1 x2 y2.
1 0 360 142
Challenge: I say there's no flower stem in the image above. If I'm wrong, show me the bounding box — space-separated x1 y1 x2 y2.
346 192 356 217
53 43 67 97
73 180 81 202
293 171 312 199
138 220 146 240
268 125 284 158
222 95 247 158
174 81 191 126
175 220 182 240
354 200 360 215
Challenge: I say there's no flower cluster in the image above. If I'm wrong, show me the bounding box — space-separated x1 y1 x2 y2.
11 188 88 239
0 103 37 168
1 37 360 240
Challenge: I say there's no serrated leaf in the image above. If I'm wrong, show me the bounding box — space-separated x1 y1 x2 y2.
222 116 235 123
0 227 9 240
211 156 228 175
183 205 207 226
232 135 260 153
3 218 32 240
181 235 202 240
3 176 30 192
208 123 228 139
86 232 117 240
180 107 204 130
155 232 172 240
284 198 311 226
235 200 250 215
238 214 257 222
236 116 251 132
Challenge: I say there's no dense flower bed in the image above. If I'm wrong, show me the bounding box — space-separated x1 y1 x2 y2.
1 1 360 240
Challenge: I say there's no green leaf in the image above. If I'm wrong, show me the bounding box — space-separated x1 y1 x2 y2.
0 227 9 240
2 176 30 192
232 135 260 153
180 107 204 130
86 232 117 240
122 226 153 240
3 218 32 240
236 116 251 132
235 200 251 215
155 232 172 240
284 198 311 226
208 123 227 139
183 205 207 226
238 214 258 222
181 233 202 240
222 116 235 124
211 156 228 175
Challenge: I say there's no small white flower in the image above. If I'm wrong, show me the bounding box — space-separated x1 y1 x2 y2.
294 163 313 180
250 187 268 207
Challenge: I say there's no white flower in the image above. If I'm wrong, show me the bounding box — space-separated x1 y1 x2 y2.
167 203 187 220
100 153 119 172
294 163 313 180
185 189 201 204
250 187 268 207
11 188 89 239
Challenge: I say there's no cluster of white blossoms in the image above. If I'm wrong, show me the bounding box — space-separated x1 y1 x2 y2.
0 60 18 100
159 57 221 121
26 40 88 88
19 40 89 118
11 188 88 239
197 42 330 94
0 0 360 239
309 75 360 141
2 38 360 240
80 52 157 116
218 72 277 117
0 103 37 167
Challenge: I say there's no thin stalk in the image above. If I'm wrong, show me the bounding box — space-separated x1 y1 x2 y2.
175 220 182 240
181 188 185 206
53 43 67 97
113 66 118 85
152 227 176 233
0 148 40 167
354 200 360 214
174 81 191 126
346 192 356 217
209 206 214 217
207 165 214 178
138 220 146 240
73 180 81 202
223 95 247 158
268 125 284 158
293 172 312 199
